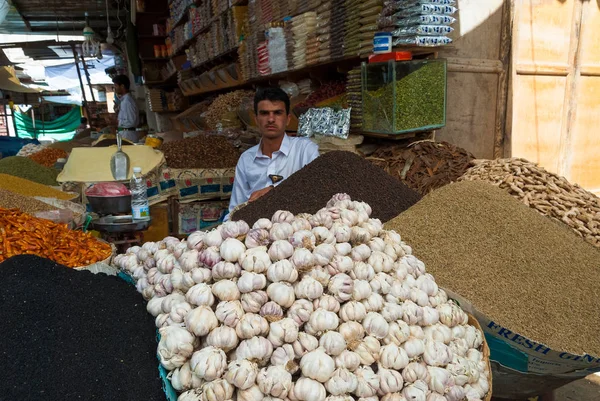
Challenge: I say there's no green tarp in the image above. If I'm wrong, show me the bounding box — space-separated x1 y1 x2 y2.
15 107 81 141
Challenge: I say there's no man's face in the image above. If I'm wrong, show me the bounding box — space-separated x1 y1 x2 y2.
256 100 291 139
113 83 125 96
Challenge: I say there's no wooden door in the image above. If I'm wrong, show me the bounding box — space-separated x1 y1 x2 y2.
509 0 600 194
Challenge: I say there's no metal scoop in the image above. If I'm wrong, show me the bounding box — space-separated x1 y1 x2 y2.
110 133 130 181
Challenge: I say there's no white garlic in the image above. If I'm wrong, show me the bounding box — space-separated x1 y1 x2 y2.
306 266 332 287
313 243 336 266
155 313 169 328
191 267 212 284
290 230 317 249
201 379 234 401
354 366 379 397
257 365 293 398
236 336 274 366
168 361 200 391
272 210 295 224
384 243 405 261
381 393 407 401
362 293 385 313
206 325 239 352
403 337 425 359
309 210 334 229
319 331 347 356
327 255 354 275
378 367 404 395
212 261 242 281
368 251 394 273
312 226 335 245
325 367 358 395
331 222 352 243
270 222 294 242
351 226 372 245
267 260 299 283
288 299 314 326
425 394 446 401
238 385 265 401
269 240 294 261
351 336 380 365
261 301 284 321
327 396 354 401
269 318 300 347
338 321 366 343
410 288 430 307
292 332 319 358
215 300 244 327
416 274 438 297
241 247 272 273
427 366 455 395
246 228 271 249
291 248 316 271
352 280 372 301
178 389 203 401
225 359 258 389
305 308 339 335
295 276 324 301
350 244 372 262
370 272 393 295
293 377 326 401
185 305 219 336
464 325 484 349
271 344 299 373
179 250 200 271
205 229 224 248
402 301 423 325
388 280 410 302
421 306 440 326
351 261 375 281
147 296 165 317
292 218 312 232
335 242 352 256
399 255 426 278
254 218 273 230
335 350 361 371
212 280 241 301
300 348 336 383
238 272 268 293
267 282 296 308
424 324 453 345
157 325 195 370
241 290 269 313
402 362 430 384
169 302 193 324
162 292 186 314
236 313 270 339
402 380 428 401
312 294 340 313
339 301 367 322
444 386 466 401
381 302 404 323
448 338 469 357
362 312 389 339
190 346 227 381
328 273 354 302
380 344 409 370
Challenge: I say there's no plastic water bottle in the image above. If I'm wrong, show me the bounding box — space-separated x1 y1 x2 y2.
130 167 150 221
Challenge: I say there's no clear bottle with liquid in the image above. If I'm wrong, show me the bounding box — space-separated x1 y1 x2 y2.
130 167 150 221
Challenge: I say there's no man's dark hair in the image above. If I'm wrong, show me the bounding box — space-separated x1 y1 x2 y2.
113 74 131 91
254 87 290 115
80 117 88 124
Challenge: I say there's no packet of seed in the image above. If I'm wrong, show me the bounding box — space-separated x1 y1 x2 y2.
392 35 453 46
390 24 454 36
378 14 457 28
383 3 458 17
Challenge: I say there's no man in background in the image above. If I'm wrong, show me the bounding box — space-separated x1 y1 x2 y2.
227 87 320 217
112 75 139 142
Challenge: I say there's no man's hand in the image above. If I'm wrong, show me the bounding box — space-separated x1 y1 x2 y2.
249 186 273 202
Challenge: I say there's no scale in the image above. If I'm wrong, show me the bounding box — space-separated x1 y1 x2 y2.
86 194 152 253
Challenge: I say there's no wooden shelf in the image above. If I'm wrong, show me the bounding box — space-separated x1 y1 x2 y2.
170 9 232 58
138 35 167 40
145 71 178 86
141 57 170 62
191 47 238 71
137 11 167 16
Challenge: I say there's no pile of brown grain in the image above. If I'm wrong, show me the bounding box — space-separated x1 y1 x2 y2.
162 134 241 169
368 141 475 195
460 158 600 248
385 181 600 357
0 188 58 215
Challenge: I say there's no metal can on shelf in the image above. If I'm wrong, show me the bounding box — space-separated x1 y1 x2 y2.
145 134 163 149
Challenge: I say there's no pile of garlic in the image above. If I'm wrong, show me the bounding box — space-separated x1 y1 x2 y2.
114 194 491 401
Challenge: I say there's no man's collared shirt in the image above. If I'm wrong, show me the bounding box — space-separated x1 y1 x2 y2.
227 134 319 216
117 93 139 130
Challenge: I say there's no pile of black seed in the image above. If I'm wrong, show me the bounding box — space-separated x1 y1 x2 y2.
233 151 422 225
0 255 165 401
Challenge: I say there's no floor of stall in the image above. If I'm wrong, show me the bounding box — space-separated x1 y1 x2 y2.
555 375 600 400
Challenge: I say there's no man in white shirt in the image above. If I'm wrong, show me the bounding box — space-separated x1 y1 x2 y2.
113 74 139 142
227 87 320 217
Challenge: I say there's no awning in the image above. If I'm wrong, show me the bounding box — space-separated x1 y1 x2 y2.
0 66 40 93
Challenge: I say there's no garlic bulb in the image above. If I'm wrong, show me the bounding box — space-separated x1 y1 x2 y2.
362 293 385 313
185 305 219 336
168 361 201 392
307 267 332 288
402 362 430 384
421 306 440 326
305 308 339 335
292 218 312 232
185 283 215 306
270 222 294 242
246 228 271 249
267 282 296 308
335 350 361 371
312 294 340 313
269 318 300 347
241 290 269 313
416 274 438 297
179 250 200 271
378 367 404 395
350 244 371 262
338 321 365 344
381 302 404 323
241 247 272 273
379 344 409 370
444 386 466 401
201 379 234 401
236 313 270 339
169 302 193 324
335 242 352 256
370 273 393 295
147 296 165 317
424 324 453 345
423 340 453 367
200 246 222 268
253 218 273 230
351 336 380 365
220 238 246 263
212 262 242 281
402 301 423 325
327 255 354 275
269 240 294 261
448 338 469 357
325 368 358 395
225 359 258 390
157 326 195 370
293 377 326 401
402 380 428 401
362 312 389 339
300 348 336 383
368 251 394 274
354 366 379 397
267 260 299 283
328 273 354 302
295 276 324 301
236 336 274 366
290 230 317 249
410 288 430 307
291 248 316 272
237 385 265 401
271 344 299 373
162 292 186 313
309 209 334 229
191 267 212 284
352 280 372 301
288 299 314 326
206 325 239 352
178 389 203 401
257 365 293 398
368 237 385 253
463 325 484 349
238 272 268 293
319 331 347 356
261 301 284 321
313 243 336 266
331 223 352 243
427 367 455 395
212 280 241 301
292 332 319 358
272 210 295 224
351 262 375 281
312 226 335 245
381 393 407 401
403 337 425 359
189 346 227 381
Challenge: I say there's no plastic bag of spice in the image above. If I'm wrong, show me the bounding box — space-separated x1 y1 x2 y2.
383 3 458 17
393 35 452 46
390 24 454 36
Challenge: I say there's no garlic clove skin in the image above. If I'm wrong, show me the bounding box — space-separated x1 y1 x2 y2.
253 218 273 231
339 321 365 343
292 332 319 358
319 331 347 356
185 305 219 337
325 367 358 395
200 379 234 401
186 283 215 307
381 393 408 401
312 294 340 313
241 290 269 313
157 325 195 370
236 336 274 366
379 344 410 370
215 300 245 327
225 359 258 390
300 348 336 383
268 282 296 308
353 366 380 398
238 272 268 293
257 365 293 398
240 247 272 273
334 350 361 371
268 318 300 347
267 260 299 283
271 344 299 373
190 346 227 381
339 301 367 322
362 312 389 339
206 325 239 352
236 313 270 339
237 384 265 401
287 299 314 326
178 389 203 401
293 377 327 401
295 276 324 301
212 280 241 302
378 367 405 395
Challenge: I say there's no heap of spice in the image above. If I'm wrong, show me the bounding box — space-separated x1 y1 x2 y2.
363 60 445 133
0 208 112 267
162 134 241 169
232 150 421 224
385 181 600 357
28 148 68 168
0 174 74 200
460 158 600 248
204 90 254 130
0 255 165 401
0 156 59 185
0 188 59 215
368 141 475 195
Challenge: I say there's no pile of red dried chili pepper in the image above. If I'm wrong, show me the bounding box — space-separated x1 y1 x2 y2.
0 208 112 267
